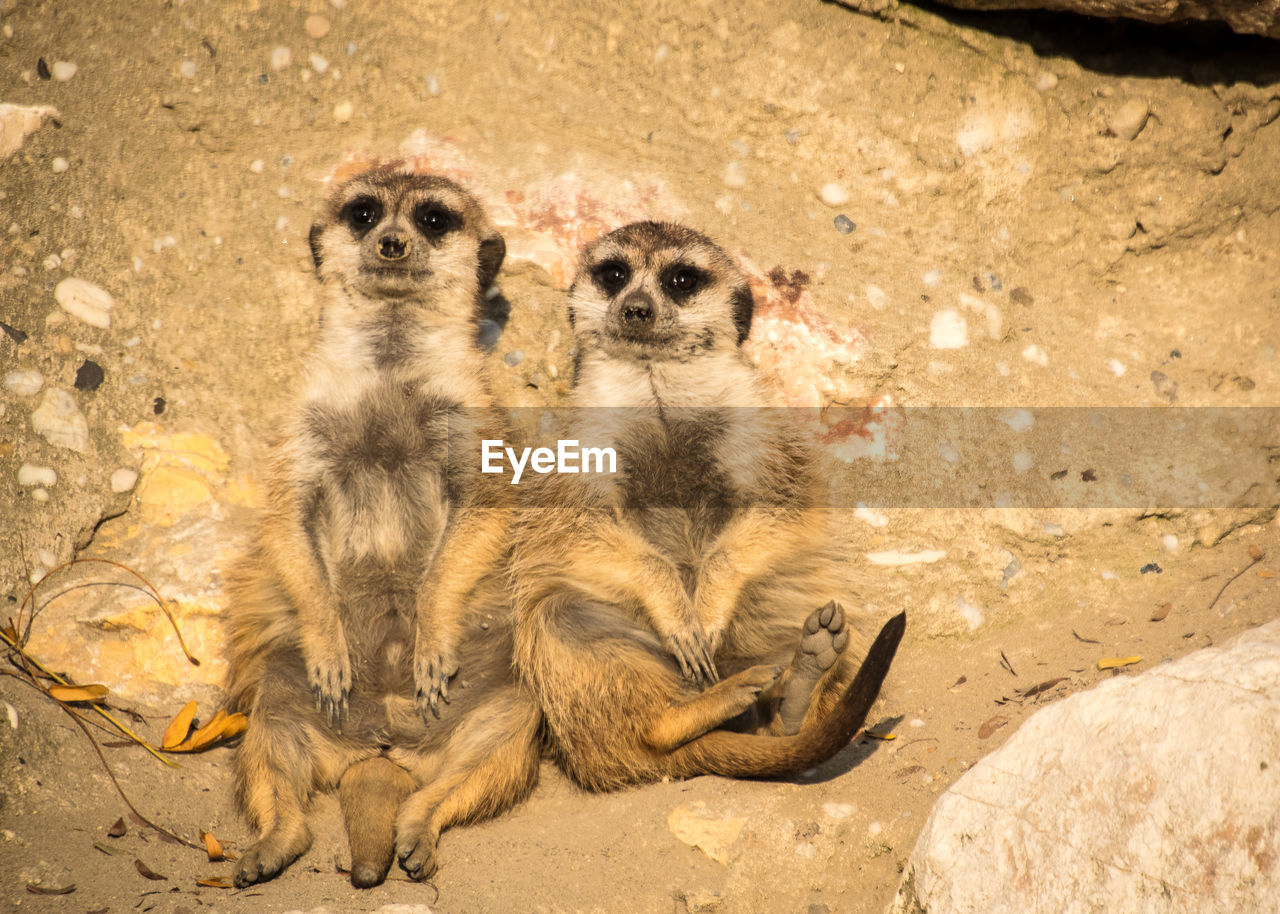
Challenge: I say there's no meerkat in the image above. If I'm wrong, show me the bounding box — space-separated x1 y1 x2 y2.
509 221 904 792
224 164 540 887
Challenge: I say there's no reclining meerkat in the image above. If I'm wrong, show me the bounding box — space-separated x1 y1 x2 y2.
509 221 904 792
224 164 539 887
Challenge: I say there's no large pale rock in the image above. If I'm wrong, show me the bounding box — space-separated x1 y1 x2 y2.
835 0 1280 40
892 620 1280 914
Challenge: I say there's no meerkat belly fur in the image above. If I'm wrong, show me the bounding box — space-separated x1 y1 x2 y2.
224 165 539 888
511 221 904 792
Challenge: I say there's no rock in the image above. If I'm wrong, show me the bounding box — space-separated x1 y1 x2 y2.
54 277 114 329
333 100 354 123
722 160 747 189
833 214 856 234
50 156 69 173
1107 97 1151 140
819 182 850 206
3 368 43 396
110 467 139 493
831 0 1280 39
17 464 56 488
929 310 968 349
74 360 104 392
865 548 947 566
305 14 331 38
891 620 1280 914
667 803 746 865
50 61 77 82
0 103 59 160
269 46 292 71
31 389 90 453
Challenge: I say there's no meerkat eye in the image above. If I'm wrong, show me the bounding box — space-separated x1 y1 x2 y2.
663 265 703 299
342 196 382 230
414 204 456 238
593 260 631 294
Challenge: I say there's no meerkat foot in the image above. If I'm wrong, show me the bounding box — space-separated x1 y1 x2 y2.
233 824 312 887
395 824 440 882
777 601 850 734
413 637 459 721
662 625 720 686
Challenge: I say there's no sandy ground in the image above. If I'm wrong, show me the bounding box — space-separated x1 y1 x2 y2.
2 0 1278 912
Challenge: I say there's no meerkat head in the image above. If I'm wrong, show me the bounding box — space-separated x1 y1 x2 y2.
308 164 505 308
568 221 754 360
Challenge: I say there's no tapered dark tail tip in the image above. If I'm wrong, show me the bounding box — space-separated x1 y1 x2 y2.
839 610 906 724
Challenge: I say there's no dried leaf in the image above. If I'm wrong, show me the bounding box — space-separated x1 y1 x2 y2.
949 675 967 690
195 876 233 889
200 830 225 862
48 683 109 702
1018 677 1068 699
162 701 198 749
107 817 127 838
1249 545 1264 562
26 883 75 895
1097 655 1142 670
134 859 167 881
865 730 896 740
1258 571 1275 579
1071 629 1101 645
978 714 1009 739
1151 603 1172 622
169 710 248 752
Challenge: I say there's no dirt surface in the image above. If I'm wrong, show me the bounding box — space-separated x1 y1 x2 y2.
1 1 1278 912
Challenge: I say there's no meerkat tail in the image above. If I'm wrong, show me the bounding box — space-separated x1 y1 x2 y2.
666 611 905 780
340 757 415 889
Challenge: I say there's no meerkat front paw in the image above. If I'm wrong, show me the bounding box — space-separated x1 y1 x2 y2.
414 630 459 720
662 624 719 686
302 627 351 728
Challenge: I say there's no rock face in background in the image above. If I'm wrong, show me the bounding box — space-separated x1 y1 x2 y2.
834 0 1280 39
891 620 1280 914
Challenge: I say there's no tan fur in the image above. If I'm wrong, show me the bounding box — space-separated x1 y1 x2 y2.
225 165 539 887
511 221 904 792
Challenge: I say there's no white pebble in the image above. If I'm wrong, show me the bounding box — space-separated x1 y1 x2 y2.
51 157 69 173
54 276 114 328
866 549 946 566
270 46 293 71
854 506 888 528
425 74 440 95
4 368 43 396
42 254 61 270
17 464 57 488
819 182 849 207
179 59 197 79
956 596 984 630
909 718 926 728
1012 451 1033 472
1162 534 1178 552
1101 569 1119 581
654 44 670 63
822 802 855 821
922 269 942 287
31 389 90 452
1021 344 1048 366
275 215 289 231
1034 71 1058 92
1108 98 1150 141
277 185 291 198
5 703 16 729
310 53 329 74
722 160 747 189
31 489 49 503
333 100 354 123
305 14 331 38
929 310 968 349
249 159 265 173
1108 358 1127 377
938 442 961 464
51 61 78 81
111 467 139 493
868 821 883 836
69 205 83 218
865 284 887 310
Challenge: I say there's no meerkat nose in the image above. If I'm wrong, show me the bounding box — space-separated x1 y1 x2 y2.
377 233 411 261
621 291 655 325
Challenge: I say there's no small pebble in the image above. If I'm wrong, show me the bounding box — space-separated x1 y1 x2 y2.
425 74 441 96
110 467 139 493
1034 71 1058 92
74 359 104 392
1012 451 1033 472
333 100 354 123
179 59 197 79
305 14 331 38
51 157 69 173
503 349 525 367
4 368 43 396
31 489 49 504
31 388 90 452
929 310 968 349
1021 344 1048 366
1139 562 1163 574
1101 569 1118 581
922 269 942 287
249 159 265 173
865 284 887 310
277 185 291 198
1043 523 1066 537
833 214 855 235
1108 358 1127 377
51 61 78 81
819 182 849 207
17 464 57 488
1162 534 1178 552
1008 287 1033 306
722 161 747 189
42 254 62 270
55 276 114 328
986 272 1002 291
477 319 503 350
310 53 329 74
270 46 292 71
1107 98 1150 141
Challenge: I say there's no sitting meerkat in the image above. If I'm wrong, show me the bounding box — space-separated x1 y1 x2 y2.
509 221 904 792
224 164 539 887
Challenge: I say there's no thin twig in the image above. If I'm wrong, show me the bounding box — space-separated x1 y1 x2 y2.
1207 555 1264 611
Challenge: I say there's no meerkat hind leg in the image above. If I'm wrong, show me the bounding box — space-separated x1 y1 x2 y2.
341 757 415 888
775 601 850 735
644 663 783 753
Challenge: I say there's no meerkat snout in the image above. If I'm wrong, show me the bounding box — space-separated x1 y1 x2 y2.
377 232 410 262
620 290 655 326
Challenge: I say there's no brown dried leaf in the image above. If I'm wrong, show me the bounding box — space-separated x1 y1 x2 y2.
107 817 126 838
93 841 125 856
200 830 225 862
1151 603 1172 622
1258 571 1275 579
170 710 248 752
949 675 967 690
1018 677 1068 699
978 714 1009 739
26 883 75 895
48 683 109 703
1249 545 1264 561
162 701 198 750
134 859 167 881
195 876 233 889
1097 655 1142 670
864 730 896 740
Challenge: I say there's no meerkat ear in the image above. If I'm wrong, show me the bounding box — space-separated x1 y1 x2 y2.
730 284 754 345
308 223 325 275
476 231 506 293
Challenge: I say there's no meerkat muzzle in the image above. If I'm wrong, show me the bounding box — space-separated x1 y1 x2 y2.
377 233 411 262
620 290 655 325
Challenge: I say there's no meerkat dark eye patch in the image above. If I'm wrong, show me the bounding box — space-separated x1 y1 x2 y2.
341 196 383 235
661 264 706 301
592 260 631 295
413 203 458 239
